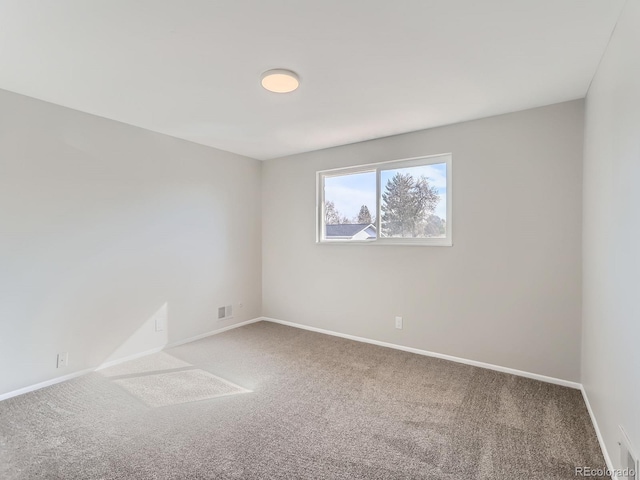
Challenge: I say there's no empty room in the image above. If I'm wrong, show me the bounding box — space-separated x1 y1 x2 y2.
1 1 638 479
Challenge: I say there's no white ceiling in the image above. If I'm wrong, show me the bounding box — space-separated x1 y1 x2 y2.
0 1 625 160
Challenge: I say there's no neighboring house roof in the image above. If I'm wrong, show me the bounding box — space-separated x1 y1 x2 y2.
326 223 376 239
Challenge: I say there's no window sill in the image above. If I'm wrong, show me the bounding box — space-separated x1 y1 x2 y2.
316 239 452 247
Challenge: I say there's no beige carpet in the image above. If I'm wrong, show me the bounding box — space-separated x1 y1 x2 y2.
0 321 607 479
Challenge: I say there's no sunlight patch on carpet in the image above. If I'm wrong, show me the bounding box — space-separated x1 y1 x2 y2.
113 369 250 407
99 352 192 378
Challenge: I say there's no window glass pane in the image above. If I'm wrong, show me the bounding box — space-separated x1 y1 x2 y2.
380 162 447 238
323 171 376 241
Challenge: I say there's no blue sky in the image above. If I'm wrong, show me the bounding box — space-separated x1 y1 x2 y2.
324 162 447 221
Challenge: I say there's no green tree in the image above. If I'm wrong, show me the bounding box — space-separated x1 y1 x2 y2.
357 205 372 224
381 173 440 237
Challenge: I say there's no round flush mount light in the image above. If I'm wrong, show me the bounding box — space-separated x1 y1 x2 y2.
260 69 300 93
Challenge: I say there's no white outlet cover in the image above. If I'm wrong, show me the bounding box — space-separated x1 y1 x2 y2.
154 317 164 332
395 316 403 329
56 352 68 368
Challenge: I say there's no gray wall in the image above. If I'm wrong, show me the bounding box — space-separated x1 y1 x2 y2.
582 0 640 468
0 89 262 396
263 100 584 382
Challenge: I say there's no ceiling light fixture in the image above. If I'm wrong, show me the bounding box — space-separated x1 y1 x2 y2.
261 69 300 93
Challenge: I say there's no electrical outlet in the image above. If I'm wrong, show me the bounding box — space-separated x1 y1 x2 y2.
395 316 403 329
56 352 68 369
155 316 164 332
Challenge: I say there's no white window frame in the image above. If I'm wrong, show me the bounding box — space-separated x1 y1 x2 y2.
316 153 452 246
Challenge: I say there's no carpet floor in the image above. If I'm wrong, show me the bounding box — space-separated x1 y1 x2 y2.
0 321 607 479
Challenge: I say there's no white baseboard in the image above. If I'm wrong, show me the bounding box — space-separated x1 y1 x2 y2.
165 317 262 348
0 317 263 402
581 386 617 479
0 367 96 402
260 316 582 390
2 314 614 477
95 346 167 371
266 314 618 472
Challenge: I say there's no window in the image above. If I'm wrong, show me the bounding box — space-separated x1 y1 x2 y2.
317 154 452 245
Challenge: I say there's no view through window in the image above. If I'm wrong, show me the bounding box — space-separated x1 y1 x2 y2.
318 154 451 245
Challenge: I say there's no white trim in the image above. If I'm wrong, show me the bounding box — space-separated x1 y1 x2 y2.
319 152 453 175
619 425 639 478
0 317 263 402
581 386 618 479
1 314 613 475
376 165 382 238
0 367 95 402
94 317 263 372
95 346 166 371
260 317 581 389
164 317 262 348
316 153 453 246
